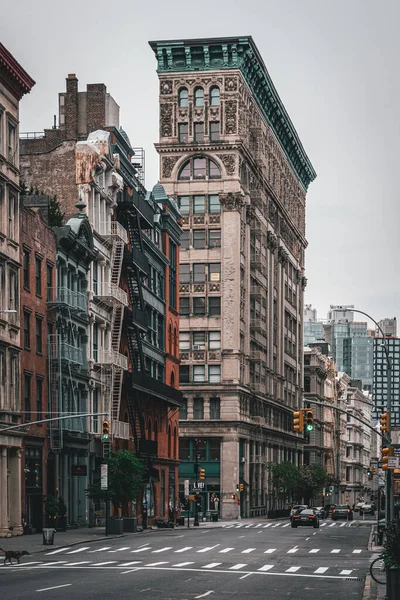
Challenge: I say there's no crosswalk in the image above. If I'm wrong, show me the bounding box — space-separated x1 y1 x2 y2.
6 559 360 578
222 520 355 529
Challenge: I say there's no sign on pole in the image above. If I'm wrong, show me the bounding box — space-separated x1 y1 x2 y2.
101 464 108 490
184 479 189 498
388 457 399 469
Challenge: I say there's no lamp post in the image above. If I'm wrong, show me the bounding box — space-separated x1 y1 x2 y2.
331 307 392 526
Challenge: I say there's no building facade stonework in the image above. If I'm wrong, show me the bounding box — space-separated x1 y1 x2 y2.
150 37 316 518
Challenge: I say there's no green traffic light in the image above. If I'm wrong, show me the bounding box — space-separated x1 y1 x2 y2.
306 424 313 431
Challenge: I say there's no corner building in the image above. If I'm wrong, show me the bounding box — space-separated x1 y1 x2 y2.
150 37 316 518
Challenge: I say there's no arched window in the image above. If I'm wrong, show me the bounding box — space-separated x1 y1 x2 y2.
171 371 175 388
154 420 158 441
194 87 204 107
168 323 173 354
178 157 221 181
178 88 188 108
210 86 220 106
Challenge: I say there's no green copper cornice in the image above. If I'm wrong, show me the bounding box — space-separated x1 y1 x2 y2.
149 36 316 190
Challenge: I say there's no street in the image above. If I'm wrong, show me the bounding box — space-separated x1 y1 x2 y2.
0 518 374 600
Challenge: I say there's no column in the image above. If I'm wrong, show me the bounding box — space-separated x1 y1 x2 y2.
8 449 23 535
0 447 9 536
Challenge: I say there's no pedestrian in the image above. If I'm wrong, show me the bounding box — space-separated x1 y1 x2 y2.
214 495 219 513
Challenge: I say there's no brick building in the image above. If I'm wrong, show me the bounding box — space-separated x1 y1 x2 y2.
0 43 35 537
20 200 56 533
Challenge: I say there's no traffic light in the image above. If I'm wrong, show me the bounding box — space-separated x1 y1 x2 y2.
293 410 304 433
199 468 206 480
231 494 236 499
239 483 244 493
380 412 390 433
382 446 394 471
236 483 240 492
372 467 376 475
305 409 314 432
102 420 110 440
367 467 372 479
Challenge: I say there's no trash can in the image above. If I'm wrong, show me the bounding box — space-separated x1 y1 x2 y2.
42 528 56 545
211 512 218 522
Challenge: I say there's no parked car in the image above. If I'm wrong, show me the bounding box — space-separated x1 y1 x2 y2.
311 507 326 519
354 502 364 513
360 503 375 516
332 504 353 521
289 505 308 521
291 509 320 528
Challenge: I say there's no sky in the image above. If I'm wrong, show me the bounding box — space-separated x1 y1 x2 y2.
3 0 399 327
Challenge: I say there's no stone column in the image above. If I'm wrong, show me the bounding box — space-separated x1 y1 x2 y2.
0 447 9 537
9 449 23 535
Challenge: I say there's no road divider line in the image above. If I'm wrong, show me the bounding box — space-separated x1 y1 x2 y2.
340 569 353 575
36 584 72 592
219 548 234 553
131 547 151 553
145 561 169 566
309 549 320 554
120 561 142 567
331 549 341 553
241 548 255 554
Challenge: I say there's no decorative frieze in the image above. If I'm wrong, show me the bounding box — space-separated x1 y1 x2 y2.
225 100 238 134
267 231 278 252
160 80 173 95
160 103 173 137
217 154 236 176
219 192 244 212
278 247 289 266
162 155 179 178
301 276 308 290
225 76 238 92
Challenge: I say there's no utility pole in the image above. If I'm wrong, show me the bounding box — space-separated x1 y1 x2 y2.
194 438 199 526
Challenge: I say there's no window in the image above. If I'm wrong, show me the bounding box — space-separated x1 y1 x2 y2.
209 121 220 141
47 264 53 301
23 250 30 290
93 323 99 362
178 157 221 180
194 122 204 142
178 88 188 108
178 123 188 143
180 297 190 316
8 121 16 163
193 366 206 383
194 87 204 107
209 297 221 316
158 314 164 349
180 264 191 283
193 195 205 214
179 437 191 460
209 438 221 459
9 269 17 311
193 396 204 418
193 331 206 349
209 263 221 282
193 297 206 315
193 157 207 179
193 263 206 282
208 194 221 213
8 189 16 239
179 332 190 351
35 257 42 296
24 374 31 420
209 365 221 383
208 230 221 248
178 196 190 215
169 241 177 309
180 398 188 420
209 331 221 350
93 388 99 433
193 229 206 249
36 378 43 419
36 317 43 353
179 365 190 383
178 161 191 180
210 86 220 106
209 160 221 179
24 312 30 348
346 467 351 482
210 397 220 419
181 229 190 250
92 261 98 295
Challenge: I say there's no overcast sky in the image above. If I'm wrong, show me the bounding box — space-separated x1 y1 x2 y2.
3 0 399 327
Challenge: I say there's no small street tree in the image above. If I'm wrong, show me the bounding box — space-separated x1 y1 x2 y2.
296 464 328 505
86 450 146 516
266 461 299 507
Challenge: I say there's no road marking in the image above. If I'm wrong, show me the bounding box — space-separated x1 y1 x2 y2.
240 573 252 579
42 561 67 566
264 549 276 554
263 524 271 528
331 549 341 553
36 584 72 592
121 568 140 574
340 523 346 528
152 547 172 554
314 567 328 574
68 561 91 566
94 561 117 566
145 561 169 566
329 523 336 527
255 524 262 528
13 561 42 566
66 547 90 554
305 538 310 541
202 563 222 569
245 524 253 528
109 547 130 553
309 549 320 554
131 547 151 553
174 546 193 553
88 547 111 553
282 523 290 528
120 561 142 567
353 550 362 554
242 548 255 554
172 562 194 567
219 548 234 553
230 563 247 570
272 523 281 528
258 564 274 571
287 547 298 554
286 566 301 572
320 523 327 527
138 543 149 548
45 547 70 555
340 569 353 575
195 592 214 599
197 545 220 553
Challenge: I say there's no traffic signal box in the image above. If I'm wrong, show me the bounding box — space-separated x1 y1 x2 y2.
199 468 206 480
305 409 314 432
239 483 244 493
102 420 110 440
293 410 304 433
380 412 390 433
382 446 394 471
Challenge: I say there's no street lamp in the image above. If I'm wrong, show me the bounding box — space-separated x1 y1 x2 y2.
331 307 393 525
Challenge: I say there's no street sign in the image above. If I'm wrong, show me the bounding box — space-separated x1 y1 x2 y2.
388 457 399 469
101 464 108 490
184 479 189 498
188 494 196 501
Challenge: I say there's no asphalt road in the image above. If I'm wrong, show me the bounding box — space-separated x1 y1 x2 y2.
0 519 373 600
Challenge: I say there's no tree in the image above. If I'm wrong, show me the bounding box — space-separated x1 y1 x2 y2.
48 195 65 227
45 494 59 527
266 461 299 506
296 464 328 505
86 450 146 515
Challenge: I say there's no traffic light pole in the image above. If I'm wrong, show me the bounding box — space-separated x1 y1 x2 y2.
194 439 199 527
385 361 392 527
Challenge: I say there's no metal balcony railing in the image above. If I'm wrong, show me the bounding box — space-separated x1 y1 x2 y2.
113 420 131 440
99 221 128 244
47 287 87 311
98 349 128 370
95 282 128 306
56 342 83 365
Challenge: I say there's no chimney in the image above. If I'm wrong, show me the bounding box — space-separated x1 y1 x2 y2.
64 74 79 139
86 83 107 133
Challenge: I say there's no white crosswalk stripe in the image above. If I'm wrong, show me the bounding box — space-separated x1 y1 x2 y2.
68 561 91 566
320 523 327 527
203 563 222 569
131 547 151 553
263 524 272 528
352 549 362 554
197 547 218 553
174 547 193 553
340 569 353 575
282 523 290 528
152 547 172 554
309 549 320 554
109 547 130 553
219 548 234 553
314 567 328 574
66 547 90 554
94 561 116 566
230 563 247 570
173 562 194 567
145 561 169 566
331 549 341 553
241 548 255 554
45 547 70 555
89 547 111 553
286 566 301 572
120 561 142 567
264 549 276 554
287 547 298 554
255 524 263 528
42 561 67 566
340 523 346 527
329 523 336 527
258 564 274 571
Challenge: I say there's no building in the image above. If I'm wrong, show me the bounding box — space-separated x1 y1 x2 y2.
150 36 316 518
303 347 327 467
373 336 400 428
0 43 35 537
20 198 56 533
303 304 324 346
377 318 397 338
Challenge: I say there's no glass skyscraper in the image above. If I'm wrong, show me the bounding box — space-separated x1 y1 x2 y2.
373 337 400 427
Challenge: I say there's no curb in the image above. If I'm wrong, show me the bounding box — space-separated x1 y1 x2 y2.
362 574 375 600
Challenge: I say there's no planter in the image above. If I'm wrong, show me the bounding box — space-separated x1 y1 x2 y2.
123 517 138 533
107 518 124 535
387 566 400 600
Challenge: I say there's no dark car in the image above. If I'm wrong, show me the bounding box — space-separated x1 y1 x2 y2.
291 509 320 528
332 504 353 521
311 506 326 519
289 504 308 521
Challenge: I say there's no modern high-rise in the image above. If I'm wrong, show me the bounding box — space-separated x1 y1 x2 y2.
373 337 400 428
150 36 316 518
303 304 323 346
